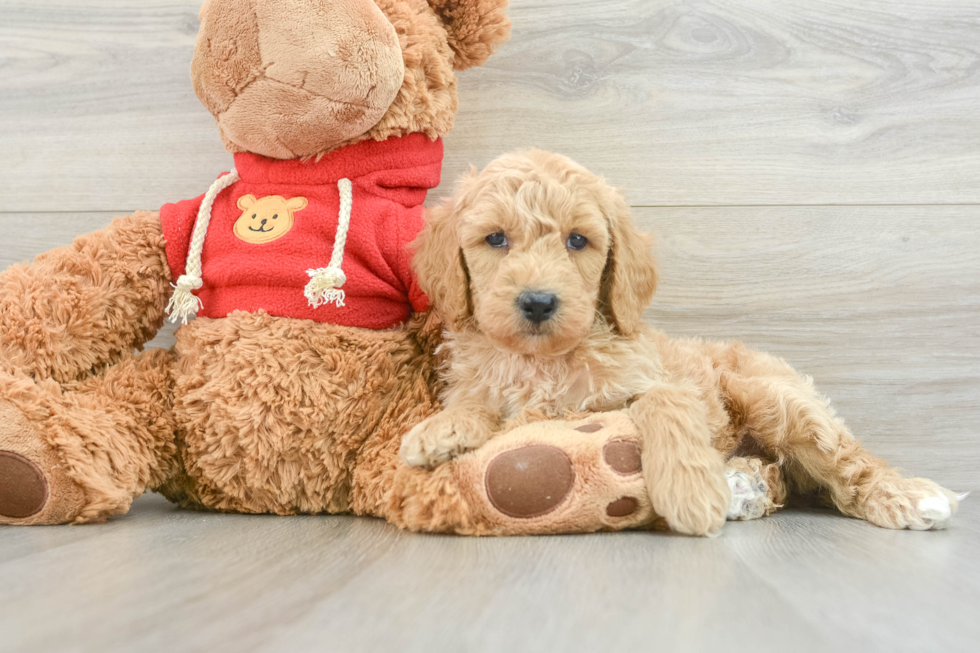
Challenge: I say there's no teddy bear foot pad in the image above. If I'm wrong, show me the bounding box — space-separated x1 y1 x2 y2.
453 412 657 535
0 400 87 525
0 451 48 519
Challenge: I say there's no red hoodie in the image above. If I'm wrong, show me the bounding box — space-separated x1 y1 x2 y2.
160 133 442 330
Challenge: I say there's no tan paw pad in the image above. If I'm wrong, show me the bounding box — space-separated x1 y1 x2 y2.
485 445 575 518
603 440 642 475
606 496 638 517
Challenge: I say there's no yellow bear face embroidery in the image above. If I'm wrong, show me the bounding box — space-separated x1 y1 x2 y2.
233 194 308 244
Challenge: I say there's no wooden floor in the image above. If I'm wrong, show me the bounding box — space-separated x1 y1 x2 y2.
2 1 980 651
1 494 978 653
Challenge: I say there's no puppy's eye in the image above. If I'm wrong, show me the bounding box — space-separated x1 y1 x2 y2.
272 214 278 220
486 233 508 248
567 233 588 250
252 214 257 219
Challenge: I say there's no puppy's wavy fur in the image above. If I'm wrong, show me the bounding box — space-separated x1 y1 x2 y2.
403 150 960 536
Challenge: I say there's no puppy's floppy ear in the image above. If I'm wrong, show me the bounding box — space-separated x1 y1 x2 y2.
428 0 511 70
412 184 472 330
598 187 659 336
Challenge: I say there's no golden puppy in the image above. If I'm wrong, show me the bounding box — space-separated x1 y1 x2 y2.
400 150 961 536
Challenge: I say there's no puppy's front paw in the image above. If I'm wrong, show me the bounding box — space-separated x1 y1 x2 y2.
400 412 490 469
650 448 730 537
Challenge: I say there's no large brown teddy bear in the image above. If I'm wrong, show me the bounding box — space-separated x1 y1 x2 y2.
0 0 660 535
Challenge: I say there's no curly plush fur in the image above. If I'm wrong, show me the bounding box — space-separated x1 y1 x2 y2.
400 150 961 535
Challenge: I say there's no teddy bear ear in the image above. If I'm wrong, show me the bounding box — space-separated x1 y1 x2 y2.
237 194 257 210
428 0 511 71
286 196 308 211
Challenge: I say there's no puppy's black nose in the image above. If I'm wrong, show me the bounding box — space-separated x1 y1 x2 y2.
518 292 559 324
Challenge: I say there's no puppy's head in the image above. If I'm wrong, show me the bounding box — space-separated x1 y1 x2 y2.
413 150 658 355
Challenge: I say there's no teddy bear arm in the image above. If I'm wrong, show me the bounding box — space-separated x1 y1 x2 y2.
0 211 172 384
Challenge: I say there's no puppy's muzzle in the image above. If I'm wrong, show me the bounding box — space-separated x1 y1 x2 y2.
517 291 559 324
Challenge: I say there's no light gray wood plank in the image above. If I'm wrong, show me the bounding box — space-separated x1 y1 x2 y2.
2 0 980 211
0 212 121 267
0 494 977 653
723 501 980 653
3 207 978 488
451 0 980 206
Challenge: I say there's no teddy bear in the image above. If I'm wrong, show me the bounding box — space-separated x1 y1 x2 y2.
0 0 673 536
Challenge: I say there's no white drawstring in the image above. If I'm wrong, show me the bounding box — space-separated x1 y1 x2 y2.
304 178 353 309
166 169 240 324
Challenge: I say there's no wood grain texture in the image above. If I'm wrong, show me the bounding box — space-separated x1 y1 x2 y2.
2 0 980 210
0 493 977 653
4 207 977 488
452 0 980 206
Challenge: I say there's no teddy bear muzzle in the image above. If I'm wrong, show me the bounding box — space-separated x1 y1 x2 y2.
192 0 406 159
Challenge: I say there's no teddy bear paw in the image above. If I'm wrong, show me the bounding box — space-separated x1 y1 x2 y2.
0 399 85 525
449 412 658 534
0 450 49 521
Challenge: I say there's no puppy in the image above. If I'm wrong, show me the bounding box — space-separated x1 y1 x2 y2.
400 150 960 536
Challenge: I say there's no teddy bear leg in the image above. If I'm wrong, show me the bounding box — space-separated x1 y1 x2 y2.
384 412 663 535
725 456 787 521
0 349 177 525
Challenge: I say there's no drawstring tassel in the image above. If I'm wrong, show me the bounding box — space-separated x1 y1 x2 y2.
304 177 353 310
304 267 347 308
165 168 240 324
166 275 205 325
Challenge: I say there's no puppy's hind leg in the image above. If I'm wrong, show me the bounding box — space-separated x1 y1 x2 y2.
725 456 786 521
721 344 960 530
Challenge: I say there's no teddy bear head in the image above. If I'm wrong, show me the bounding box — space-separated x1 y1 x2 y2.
192 0 510 160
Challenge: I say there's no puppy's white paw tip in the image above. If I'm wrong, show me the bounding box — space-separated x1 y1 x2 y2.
401 452 425 468
956 492 970 502
916 494 952 529
399 440 431 469
726 470 768 521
